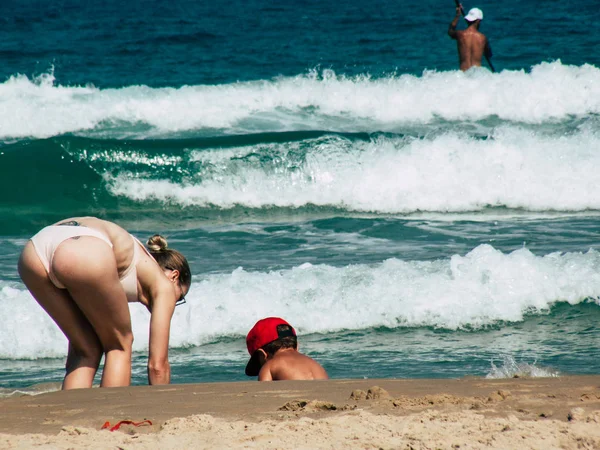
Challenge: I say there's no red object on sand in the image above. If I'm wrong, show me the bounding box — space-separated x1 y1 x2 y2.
101 420 153 432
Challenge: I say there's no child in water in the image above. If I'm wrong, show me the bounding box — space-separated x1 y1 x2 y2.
245 317 328 381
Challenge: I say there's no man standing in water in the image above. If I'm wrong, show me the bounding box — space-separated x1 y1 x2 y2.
448 5 493 71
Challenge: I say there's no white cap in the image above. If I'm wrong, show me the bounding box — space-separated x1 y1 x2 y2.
464 7 483 22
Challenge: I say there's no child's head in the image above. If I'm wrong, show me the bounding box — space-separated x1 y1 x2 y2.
245 317 297 376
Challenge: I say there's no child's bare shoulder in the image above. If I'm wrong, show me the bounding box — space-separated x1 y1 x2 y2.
271 350 328 380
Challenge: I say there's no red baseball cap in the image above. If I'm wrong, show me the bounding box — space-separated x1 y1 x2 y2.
245 317 296 376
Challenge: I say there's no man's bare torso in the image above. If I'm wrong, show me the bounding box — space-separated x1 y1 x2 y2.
454 28 487 70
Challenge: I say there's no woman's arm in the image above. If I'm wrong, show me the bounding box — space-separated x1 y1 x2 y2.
147 285 176 385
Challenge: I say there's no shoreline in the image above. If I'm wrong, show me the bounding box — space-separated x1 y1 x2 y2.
2 376 600 449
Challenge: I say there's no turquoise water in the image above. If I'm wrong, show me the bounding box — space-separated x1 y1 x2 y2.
1 0 600 392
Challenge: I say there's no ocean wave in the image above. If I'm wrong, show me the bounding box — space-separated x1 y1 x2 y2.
107 127 600 213
3 125 600 228
1 61 599 140
2 244 600 359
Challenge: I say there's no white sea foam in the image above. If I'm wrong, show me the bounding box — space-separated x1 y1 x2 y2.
108 127 600 213
485 355 560 379
0 383 62 398
2 244 599 359
1 61 599 140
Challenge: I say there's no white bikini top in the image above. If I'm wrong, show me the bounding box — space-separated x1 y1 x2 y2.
120 236 153 303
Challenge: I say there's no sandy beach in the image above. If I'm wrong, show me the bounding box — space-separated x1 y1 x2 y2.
1 376 600 449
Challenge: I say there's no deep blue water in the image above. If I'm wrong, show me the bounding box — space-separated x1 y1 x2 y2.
2 0 599 88
1 0 600 392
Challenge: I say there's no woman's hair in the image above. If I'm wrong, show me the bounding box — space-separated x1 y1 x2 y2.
261 336 297 357
146 234 192 290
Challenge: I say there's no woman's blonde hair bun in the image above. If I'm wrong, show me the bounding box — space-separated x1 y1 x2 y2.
147 234 168 252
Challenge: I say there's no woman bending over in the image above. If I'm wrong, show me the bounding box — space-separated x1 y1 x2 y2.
18 217 191 389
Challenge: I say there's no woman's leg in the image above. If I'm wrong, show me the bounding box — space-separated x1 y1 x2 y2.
18 242 103 389
50 236 134 388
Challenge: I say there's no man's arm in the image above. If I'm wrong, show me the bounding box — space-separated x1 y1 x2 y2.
448 6 462 39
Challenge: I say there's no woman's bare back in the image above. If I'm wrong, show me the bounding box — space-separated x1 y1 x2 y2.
53 217 136 275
